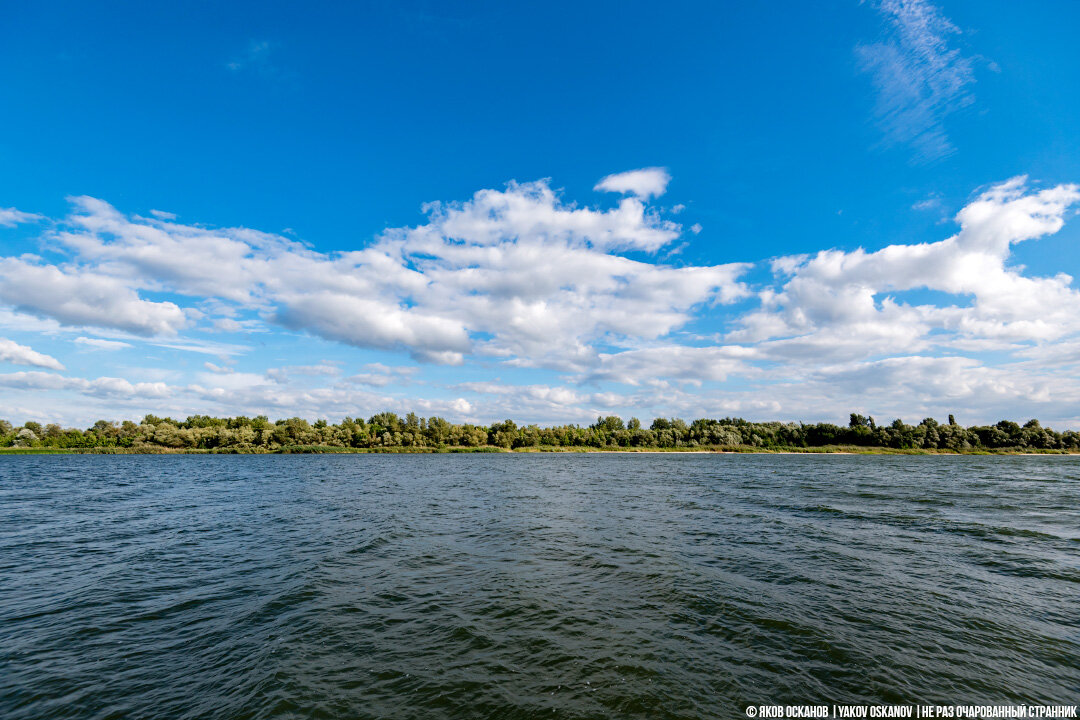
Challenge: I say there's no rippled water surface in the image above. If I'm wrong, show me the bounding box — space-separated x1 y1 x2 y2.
1 454 1078 719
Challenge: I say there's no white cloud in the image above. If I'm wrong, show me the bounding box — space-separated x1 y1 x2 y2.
452 382 599 421
733 177 1080 359
0 371 171 399
274 293 471 363
0 308 65 334
343 363 417 387
75 337 133 351
192 371 267 391
149 338 250 356
203 361 234 374
582 345 756 386
419 179 679 251
211 317 264 332
342 373 395 387
857 0 976 161
5 173 1080 427
0 371 72 390
25 177 744 371
85 377 172 399
0 207 42 227
182 379 471 422
266 363 341 383
778 354 1078 425
594 167 671 199
0 338 64 370
0 258 187 335
59 194 295 304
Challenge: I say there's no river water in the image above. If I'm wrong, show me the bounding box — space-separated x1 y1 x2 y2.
1 454 1077 719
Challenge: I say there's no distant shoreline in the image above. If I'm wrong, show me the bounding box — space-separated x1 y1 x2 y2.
2 445 1077 456
6 414 1078 454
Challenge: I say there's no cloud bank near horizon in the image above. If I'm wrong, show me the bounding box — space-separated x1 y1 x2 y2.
1 169 1079 428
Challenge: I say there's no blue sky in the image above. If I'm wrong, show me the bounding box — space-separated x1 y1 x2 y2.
1 0 1079 427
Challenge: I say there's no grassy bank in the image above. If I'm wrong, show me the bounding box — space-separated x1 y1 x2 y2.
2 444 1077 456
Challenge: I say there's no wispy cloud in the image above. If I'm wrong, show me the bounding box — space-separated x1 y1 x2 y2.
0 207 42 227
911 194 942 211
226 39 286 79
75 337 133 351
857 0 976 162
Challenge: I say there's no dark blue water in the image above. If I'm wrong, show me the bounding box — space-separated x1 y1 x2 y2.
1 454 1077 719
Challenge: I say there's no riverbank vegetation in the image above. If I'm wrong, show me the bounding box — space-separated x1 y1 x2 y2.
1 413 1077 454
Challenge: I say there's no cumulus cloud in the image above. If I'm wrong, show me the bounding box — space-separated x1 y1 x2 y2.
733 177 1080 357
0 338 64 370
0 258 187 335
274 293 471 364
5 172 1080 427
418 179 679 251
594 167 672 199
24 175 745 371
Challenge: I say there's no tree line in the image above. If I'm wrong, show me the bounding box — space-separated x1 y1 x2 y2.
1 412 1078 452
